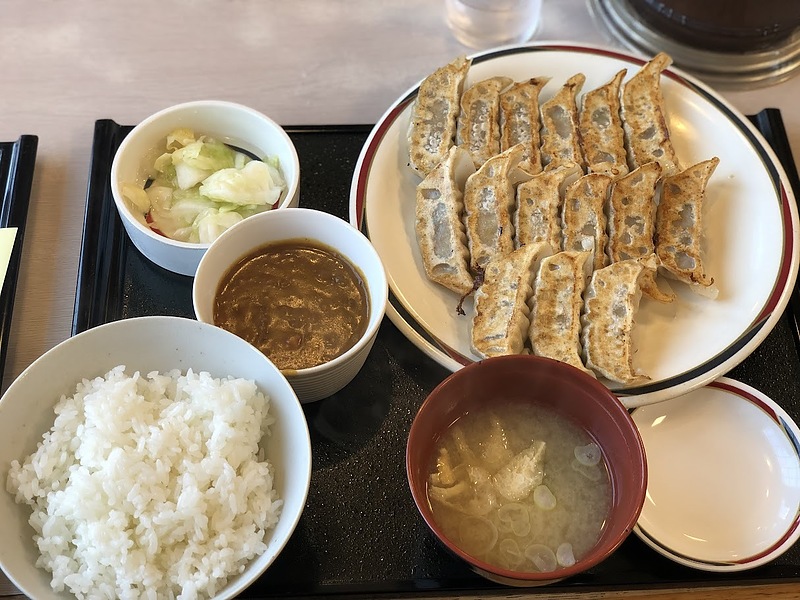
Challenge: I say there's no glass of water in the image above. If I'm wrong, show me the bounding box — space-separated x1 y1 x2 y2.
445 0 543 49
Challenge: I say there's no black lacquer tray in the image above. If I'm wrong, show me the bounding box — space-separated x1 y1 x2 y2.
73 114 800 597
0 135 37 390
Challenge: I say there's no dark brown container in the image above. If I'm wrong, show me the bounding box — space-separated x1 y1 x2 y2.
624 0 800 53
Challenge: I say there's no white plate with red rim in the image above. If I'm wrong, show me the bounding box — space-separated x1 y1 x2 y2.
348 42 800 408
632 377 800 571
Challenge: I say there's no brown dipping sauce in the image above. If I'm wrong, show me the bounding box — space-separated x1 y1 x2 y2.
213 240 369 371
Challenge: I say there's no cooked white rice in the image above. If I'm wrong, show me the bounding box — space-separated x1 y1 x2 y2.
6 366 282 600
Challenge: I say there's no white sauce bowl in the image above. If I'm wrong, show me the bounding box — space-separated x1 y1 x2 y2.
193 207 388 403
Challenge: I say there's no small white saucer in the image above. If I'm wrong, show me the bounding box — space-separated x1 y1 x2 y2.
632 377 800 571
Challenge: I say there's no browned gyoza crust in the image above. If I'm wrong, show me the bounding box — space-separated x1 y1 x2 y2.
529 250 595 376
407 55 471 177
607 161 675 302
581 259 649 384
607 161 661 263
457 76 514 167
561 172 613 271
580 69 629 177
540 73 586 171
515 162 582 250
471 241 553 358
463 144 531 272
655 157 720 295
499 77 550 175
621 52 681 176
415 146 476 295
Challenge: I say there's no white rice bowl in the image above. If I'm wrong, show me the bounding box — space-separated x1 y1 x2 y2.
0 316 311 600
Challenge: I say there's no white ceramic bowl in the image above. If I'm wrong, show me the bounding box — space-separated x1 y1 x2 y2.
0 316 311 599
193 207 388 403
110 100 301 276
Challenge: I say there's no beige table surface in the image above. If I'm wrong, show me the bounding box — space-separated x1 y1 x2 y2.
2 0 800 598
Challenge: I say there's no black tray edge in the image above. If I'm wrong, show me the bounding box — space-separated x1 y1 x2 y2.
747 109 800 357
73 120 129 334
0 134 38 389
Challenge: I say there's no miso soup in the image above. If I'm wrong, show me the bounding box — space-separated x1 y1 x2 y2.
426 401 611 572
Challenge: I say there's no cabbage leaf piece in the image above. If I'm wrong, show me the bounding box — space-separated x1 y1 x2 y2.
123 128 288 244
199 160 285 206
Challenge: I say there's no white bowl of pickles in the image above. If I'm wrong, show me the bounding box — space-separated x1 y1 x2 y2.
110 100 300 276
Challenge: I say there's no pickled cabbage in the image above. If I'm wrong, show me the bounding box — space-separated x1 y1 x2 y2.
121 129 287 243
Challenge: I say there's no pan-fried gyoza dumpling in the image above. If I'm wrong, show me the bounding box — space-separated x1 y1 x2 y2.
464 143 531 272
621 52 681 176
500 77 550 175
655 157 720 298
529 250 595 376
540 73 586 171
607 162 661 262
514 162 582 250
581 259 649 384
638 253 675 302
472 241 553 358
580 69 629 177
457 76 514 167
415 146 477 295
607 161 674 302
407 56 472 177
562 173 613 270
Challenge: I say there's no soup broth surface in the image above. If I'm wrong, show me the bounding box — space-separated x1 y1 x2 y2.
426 402 611 573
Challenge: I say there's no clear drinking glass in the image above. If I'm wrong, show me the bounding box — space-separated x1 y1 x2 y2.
445 0 543 49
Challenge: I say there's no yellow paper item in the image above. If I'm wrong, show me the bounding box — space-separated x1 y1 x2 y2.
0 228 18 292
